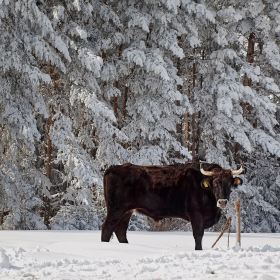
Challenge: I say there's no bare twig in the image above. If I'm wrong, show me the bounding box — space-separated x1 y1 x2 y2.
212 217 232 248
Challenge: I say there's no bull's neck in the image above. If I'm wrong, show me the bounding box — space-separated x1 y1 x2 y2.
215 207 222 223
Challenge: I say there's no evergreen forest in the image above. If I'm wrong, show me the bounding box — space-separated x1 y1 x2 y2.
0 0 280 232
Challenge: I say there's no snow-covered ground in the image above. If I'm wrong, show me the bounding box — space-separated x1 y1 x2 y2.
0 231 279 279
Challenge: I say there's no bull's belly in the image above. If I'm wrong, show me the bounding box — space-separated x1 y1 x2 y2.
131 208 219 229
134 208 189 222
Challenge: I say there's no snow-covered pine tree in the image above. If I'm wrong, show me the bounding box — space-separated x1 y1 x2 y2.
36 0 130 229
0 0 61 229
200 0 280 232
108 0 218 165
110 0 215 230
1 0 279 232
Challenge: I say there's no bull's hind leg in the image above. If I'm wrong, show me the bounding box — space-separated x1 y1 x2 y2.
101 210 125 242
101 218 113 242
114 210 133 243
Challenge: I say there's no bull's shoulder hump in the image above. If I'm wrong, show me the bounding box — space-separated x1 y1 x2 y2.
103 163 142 176
103 165 122 176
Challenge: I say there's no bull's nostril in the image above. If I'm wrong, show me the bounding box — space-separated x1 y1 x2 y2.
217 199 229 209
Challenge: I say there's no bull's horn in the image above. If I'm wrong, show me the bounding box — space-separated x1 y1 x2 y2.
232 164 244 175
200 163 214 176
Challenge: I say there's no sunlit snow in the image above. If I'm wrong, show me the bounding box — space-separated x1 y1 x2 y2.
0 231 279 279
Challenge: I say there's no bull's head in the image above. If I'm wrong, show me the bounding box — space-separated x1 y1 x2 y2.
200 164 243 209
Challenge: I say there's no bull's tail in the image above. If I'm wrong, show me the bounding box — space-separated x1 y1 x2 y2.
103 165 118 208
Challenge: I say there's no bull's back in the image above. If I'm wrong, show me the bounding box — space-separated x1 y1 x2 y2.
104 163 184 194
103 163 190 216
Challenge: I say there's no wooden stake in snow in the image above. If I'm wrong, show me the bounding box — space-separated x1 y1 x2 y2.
234 201 241 247
211 217 232 248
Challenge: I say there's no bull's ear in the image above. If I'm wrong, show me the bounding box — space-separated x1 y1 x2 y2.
233 177 243 187
201 179 211 190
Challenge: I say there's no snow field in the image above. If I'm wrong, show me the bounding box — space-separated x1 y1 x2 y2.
0 231 279 279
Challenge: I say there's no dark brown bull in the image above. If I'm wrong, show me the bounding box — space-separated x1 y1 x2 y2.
101 162 243 250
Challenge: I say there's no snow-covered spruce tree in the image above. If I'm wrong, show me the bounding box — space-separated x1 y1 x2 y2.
232 0 280 232
111 0 217 166
0 0 63 229
107 0 216 230
1 0 279 232
197 1 280 232
36 0 131 229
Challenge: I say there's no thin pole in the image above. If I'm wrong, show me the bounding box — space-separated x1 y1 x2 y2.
227 219 231 248
234 201 241 247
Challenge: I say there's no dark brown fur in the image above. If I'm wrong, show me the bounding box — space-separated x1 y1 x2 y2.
101 162 242 250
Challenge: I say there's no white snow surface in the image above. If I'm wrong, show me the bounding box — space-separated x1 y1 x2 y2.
0 231 279 279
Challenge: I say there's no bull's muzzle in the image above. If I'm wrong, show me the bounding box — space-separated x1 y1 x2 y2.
217 199 229 209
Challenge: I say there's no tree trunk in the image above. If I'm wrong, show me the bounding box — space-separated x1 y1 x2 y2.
195 50 204 158
43 66 57 229
46 67 56 179
114 83 118 119
81 102 87 150
175 36 183 158
191 49 197 161
46 111 54 179
0 210 4 226
185 67 191 150
113 45 123 131
185 115 190 151
91 128 97 158
235 33 255 164
122 86 128 128
243 33 255 88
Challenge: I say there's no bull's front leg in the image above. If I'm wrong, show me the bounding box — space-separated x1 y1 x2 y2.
189 212 204 250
